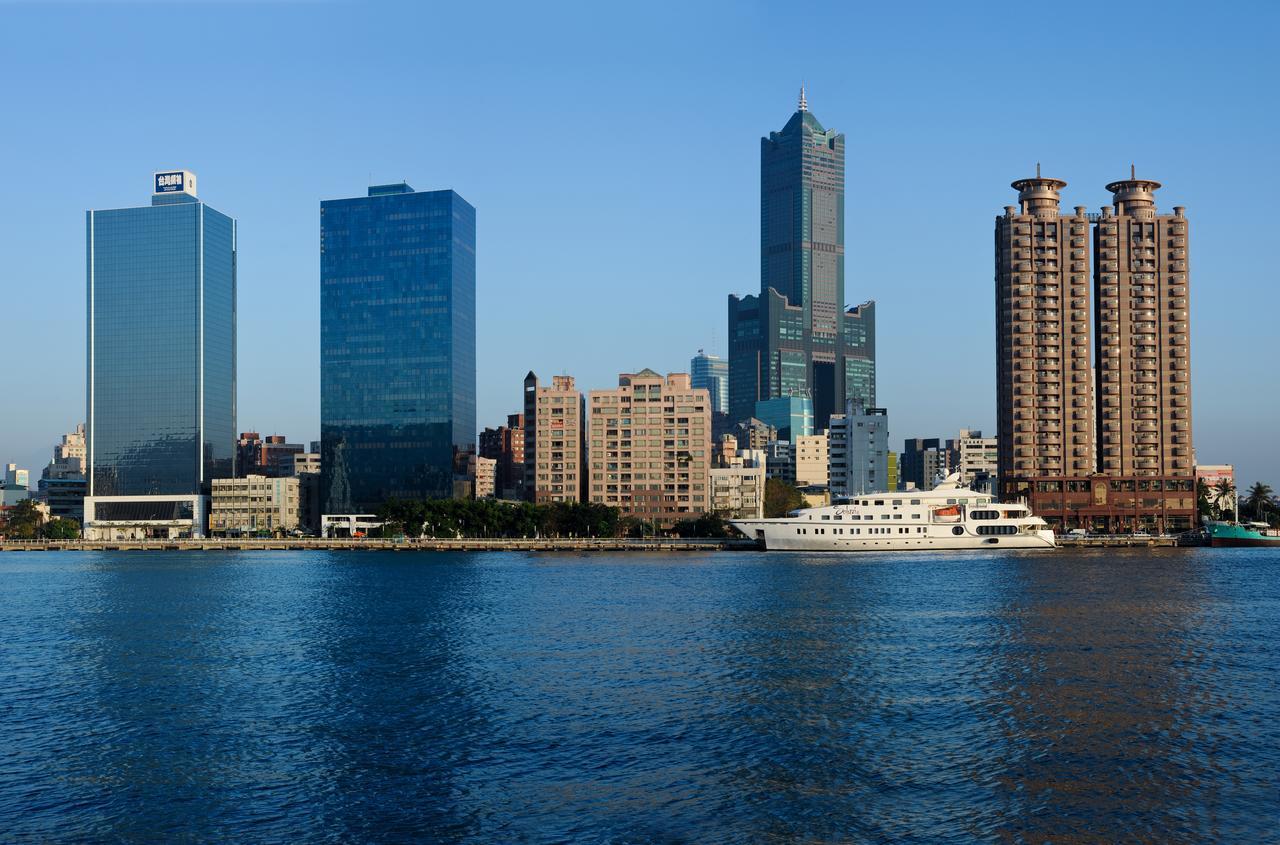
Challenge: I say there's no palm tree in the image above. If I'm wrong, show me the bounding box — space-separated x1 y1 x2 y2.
1214 478 1237 520
1245 482 1274 522
1196 477 1214 520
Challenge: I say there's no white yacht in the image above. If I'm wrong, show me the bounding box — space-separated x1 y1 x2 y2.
731 474 1056 552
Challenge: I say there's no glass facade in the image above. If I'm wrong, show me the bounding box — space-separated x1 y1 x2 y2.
689 351 728 415
754 396 814 442
728 99 876 430
320 184 476 513
87 193 236 496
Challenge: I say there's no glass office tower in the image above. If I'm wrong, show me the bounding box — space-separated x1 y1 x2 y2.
690 350 729 416
320 184 476 514
84 171 236 537
728 91 876 430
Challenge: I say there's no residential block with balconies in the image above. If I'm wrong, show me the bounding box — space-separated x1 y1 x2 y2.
523 373 584 504
995 170 1195 533
587 370 711 527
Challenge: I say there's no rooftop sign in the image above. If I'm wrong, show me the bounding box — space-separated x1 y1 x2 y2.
154 170 197 196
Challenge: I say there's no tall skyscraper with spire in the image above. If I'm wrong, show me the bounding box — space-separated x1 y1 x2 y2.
728 89 875 430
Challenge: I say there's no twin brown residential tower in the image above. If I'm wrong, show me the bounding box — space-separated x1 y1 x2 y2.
996 169 1194 533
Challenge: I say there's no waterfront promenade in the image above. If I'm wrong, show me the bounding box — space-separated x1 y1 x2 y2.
1 534 1194 552
0 536 759 553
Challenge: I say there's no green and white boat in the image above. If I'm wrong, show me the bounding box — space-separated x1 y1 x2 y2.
1208 521 1280 548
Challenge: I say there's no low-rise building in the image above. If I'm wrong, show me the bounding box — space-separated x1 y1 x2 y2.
710 463 765 519
321 514 382 538
84 497 205 540
285 453 321 535
946 429 998 488
795 433 828 488
732 417 777 452
764 440 795 482
286 452 320 476
1196 464 1236 507
1 464 32 507
37 424 87 522
236 432 304 477
902 437 947 490
472 455 496 499
210 474 300 535
0 498 50 537
479 413 525 500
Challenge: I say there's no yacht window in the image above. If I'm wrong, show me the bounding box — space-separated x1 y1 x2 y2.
947 499 957 505
952 526 964 535
910 499 921 505
912 514 920 519
892 500 902 507
833 514 842 520
821 515 830 520
893 514 902 520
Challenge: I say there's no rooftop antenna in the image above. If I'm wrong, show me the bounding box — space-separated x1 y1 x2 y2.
798 85 808 112
1131 163 1136 179
1036 162 1041 178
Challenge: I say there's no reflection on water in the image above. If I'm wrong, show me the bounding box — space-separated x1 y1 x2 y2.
0 549 1276 843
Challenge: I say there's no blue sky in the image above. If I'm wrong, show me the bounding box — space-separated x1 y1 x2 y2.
1 1 1276 488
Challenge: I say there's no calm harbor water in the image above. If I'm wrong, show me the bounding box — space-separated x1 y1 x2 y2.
0 548 1277 843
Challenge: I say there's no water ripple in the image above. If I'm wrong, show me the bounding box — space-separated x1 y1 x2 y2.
0 548 1277 843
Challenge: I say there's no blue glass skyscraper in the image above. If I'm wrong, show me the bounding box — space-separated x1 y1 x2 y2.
320 184 476 514
690 350 728 415
84 170 236 538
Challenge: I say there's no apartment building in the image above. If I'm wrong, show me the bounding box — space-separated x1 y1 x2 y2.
523 373 584 503
995 171 1195 532
587 370 711 527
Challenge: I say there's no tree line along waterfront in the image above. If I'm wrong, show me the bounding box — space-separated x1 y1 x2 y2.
3 479 1277 542
370 478 815 540
1198 479 1275 523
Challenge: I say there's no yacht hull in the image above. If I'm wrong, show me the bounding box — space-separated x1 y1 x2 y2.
731 521 1057 552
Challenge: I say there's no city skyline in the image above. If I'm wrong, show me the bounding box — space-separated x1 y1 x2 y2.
1 3 1277 488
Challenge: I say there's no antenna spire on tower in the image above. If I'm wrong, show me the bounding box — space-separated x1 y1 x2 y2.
1131 163 1136 179
798 85 808 112
1036 162 1041 178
